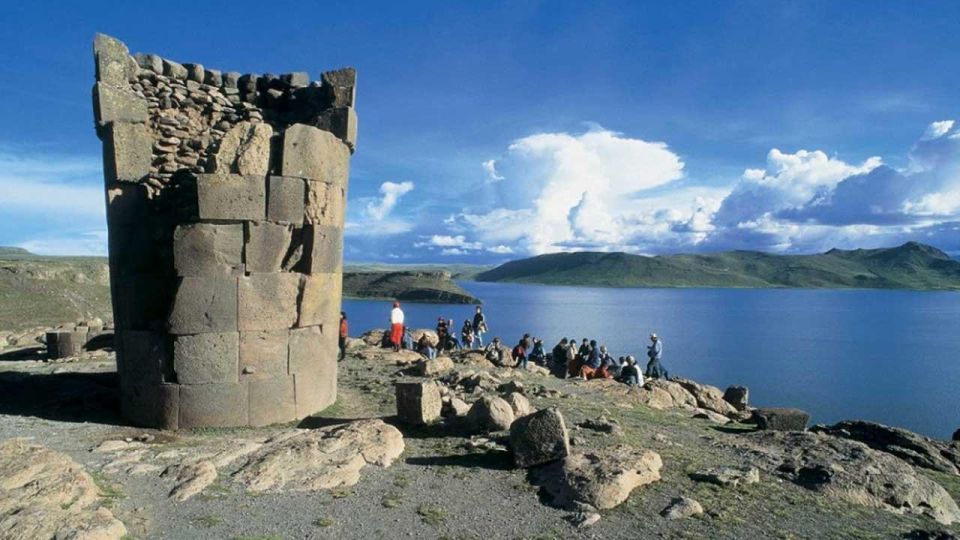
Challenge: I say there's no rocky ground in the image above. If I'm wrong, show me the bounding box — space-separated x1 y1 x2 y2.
1 328 959 539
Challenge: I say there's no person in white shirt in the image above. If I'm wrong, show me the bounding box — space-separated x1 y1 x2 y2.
389 302 404 352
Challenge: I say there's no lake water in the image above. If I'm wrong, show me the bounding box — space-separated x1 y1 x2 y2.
343 282 960 439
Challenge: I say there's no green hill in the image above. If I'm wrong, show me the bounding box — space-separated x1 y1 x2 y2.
475 242 960 290
343 271 480 304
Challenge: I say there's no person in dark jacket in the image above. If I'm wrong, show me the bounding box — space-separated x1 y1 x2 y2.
529 339 546 365
513 338 527 370
645 333 667 379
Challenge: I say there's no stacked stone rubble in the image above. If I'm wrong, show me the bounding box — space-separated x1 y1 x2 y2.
92 33 357 429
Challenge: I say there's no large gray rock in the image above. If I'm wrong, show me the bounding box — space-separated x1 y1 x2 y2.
315 106 358 151
673 378 737 416
539 446 662 510
755 408 810 431
414 355 454 376
103 122 151 183
661 496 704 520
467 395 515 432
281 123 350 183
196 173 266 221
812 420 960 474
211 121 273 176
173 223 243 277
736 430 960 525
167 276 238 334
267 176 305 225
244 222 292 273
723 385 749 411
509 407 569 467
503 392 534 418
395 382 442 425
173 332 239 384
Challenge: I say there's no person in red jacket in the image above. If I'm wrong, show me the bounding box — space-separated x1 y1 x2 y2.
338 312 348 361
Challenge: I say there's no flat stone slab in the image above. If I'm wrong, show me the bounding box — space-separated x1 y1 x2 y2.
755 408 810 431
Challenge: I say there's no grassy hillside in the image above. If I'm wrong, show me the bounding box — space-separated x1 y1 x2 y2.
343 271 480 304
476 242 960 290
0 252 112 331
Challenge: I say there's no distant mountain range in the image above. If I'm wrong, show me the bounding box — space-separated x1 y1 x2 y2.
475 242 960 291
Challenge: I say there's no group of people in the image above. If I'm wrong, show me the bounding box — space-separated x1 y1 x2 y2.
376 301 669 388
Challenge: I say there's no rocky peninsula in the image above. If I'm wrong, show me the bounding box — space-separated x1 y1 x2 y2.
343 270 480 304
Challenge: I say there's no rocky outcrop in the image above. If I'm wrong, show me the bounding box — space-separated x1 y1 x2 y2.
510 407 570 467
162 460 217 502
723 385 749 411
538 446 662 510
673 378 737 416
0 438 127 539
414 356 454 376
233 419 404 493
734 431 960 525
691 466 759 488
661 496 704 519
755 408 810 431
812 420 960 475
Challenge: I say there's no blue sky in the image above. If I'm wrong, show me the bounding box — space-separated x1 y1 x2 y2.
2 1 960 262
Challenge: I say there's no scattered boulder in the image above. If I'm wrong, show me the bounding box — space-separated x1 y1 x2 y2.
661 496 704 519
233 419 404 492
643 379 698 410
467 395 515 432
693 408 731 425
414 355 454 376
510 407 570 467
503 392 534 418
0 438 128 539
812 420 960 474
577 416 622 435
722 386 749 411
442 397 471 418
571 512 601 528
162 460 217 502
755 408 810 431
734 430 960 525
395 382 442 425
691 466 760 488
539 446 662 510
360 329 386 347
497 380 524 394
674 378 737 416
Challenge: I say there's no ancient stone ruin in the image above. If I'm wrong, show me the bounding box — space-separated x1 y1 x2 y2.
92 33 357 429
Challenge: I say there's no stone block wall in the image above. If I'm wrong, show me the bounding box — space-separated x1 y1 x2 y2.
92 33 357 429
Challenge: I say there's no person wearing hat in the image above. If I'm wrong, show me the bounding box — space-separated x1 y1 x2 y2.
645 333 666 379
484 336 506 366
389 302 405 353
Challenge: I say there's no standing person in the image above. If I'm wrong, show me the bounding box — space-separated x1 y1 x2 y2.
472 306 487 349
551 338 569 376
389 302 404 352
645 333 666 379
436 317 449 351
513 338 528 370
447 319 462 350
338 312 348 361
522 333 533 353
461 319 474 350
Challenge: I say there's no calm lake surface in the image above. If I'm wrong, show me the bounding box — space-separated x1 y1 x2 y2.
343 282 960 439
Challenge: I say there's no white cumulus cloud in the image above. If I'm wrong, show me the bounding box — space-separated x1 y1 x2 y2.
346 181 416 237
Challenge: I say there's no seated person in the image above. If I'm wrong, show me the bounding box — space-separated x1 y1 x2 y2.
619 356 643 386
529 339 546 365
484 337 506 365
417 334 436 359
579 339 601 380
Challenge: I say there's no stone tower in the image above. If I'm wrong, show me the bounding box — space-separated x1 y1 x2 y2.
92 34 356 429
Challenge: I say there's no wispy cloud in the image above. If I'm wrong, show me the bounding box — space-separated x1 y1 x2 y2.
346 181 416 237
481 159 504 182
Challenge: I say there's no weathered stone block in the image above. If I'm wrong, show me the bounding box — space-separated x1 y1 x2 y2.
281 72 309 87
280 123 350 184
304 180 345 226
321 67 356 107
120 330 167 383
510 407 570 467
223 72 241 89
301 225 343 273
244 222 292 273
294 366 336 419
288 325 337 373
298 272 342 327
210 122 273 176
755 408 810 431
173 223 243 277
196 174 266 221
94 33 135 86
163 58 188 80
238 273 299 331
133 53 163 74
103 122 151 183
93 82 148 126
248 376 296 427
168 276 238 334
179 383 248 428
173 332 239 384
121 382 179 430
316 107 358 152
183 63 205 83
204 68 222 87
45 330 88 359
267 176 305 225
239 330 288 380
395 382 442 425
